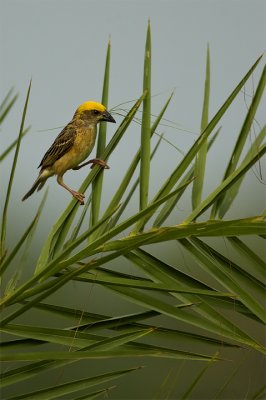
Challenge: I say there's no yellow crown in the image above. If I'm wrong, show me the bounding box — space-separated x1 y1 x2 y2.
76 101 106 114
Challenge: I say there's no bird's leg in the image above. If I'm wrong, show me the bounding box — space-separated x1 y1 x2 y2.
72 158 110 170
57 175 85 205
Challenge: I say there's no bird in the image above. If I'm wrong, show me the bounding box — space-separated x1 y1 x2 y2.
22 101 116 205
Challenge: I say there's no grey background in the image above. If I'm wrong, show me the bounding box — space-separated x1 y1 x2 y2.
1 0 266 399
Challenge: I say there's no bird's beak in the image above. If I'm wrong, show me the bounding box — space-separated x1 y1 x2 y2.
101 110 116 123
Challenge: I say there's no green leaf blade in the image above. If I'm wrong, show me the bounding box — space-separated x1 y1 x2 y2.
140 21 151 211
0 80 31 260
90 39 111 227
192 44 210 210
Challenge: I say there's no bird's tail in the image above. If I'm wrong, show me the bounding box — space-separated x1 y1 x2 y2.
22 174 48 201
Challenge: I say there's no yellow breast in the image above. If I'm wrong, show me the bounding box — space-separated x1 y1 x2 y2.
53 125 97 175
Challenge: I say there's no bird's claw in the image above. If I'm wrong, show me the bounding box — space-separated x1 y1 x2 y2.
89 158 110 169
72 159 109 170
71 190 85 205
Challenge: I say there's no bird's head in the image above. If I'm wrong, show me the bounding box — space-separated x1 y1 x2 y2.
74 101 116 124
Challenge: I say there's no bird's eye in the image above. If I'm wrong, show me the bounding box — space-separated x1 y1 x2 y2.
93 110 100 115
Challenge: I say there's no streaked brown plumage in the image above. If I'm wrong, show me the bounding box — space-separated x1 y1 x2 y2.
22 101 115 205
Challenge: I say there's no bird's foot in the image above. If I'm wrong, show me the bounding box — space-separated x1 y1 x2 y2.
72 159 109 170
88 158 110 169
71 190 85 205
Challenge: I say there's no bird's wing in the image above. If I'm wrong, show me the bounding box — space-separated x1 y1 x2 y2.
38 123 76 169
